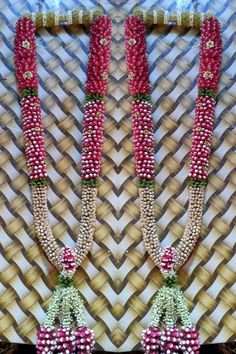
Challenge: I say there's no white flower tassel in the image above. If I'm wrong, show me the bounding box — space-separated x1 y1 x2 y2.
36 248 95 354
142 247 200 354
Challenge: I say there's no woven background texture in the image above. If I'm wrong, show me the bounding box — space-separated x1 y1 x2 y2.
0 0 235 351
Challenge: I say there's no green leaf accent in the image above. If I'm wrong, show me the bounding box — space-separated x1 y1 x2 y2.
58 274 74 288
29 178 48 186
21 88 38 99
133 93 151 103
163 274 179 288
43 284 86 328
85 93 103 103
151 280 193 328
187 177 208 187
198 88 216 99
82 178 98 187
138 179 154 187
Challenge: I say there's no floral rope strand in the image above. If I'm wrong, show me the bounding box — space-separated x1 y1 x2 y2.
15 15 111 354
125 15 222 354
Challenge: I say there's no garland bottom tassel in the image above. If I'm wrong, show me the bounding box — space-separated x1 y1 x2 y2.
36 248 95 354
141 247 200 354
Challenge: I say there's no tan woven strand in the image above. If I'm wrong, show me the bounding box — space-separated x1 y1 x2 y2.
23 8 103 28
133 8 212 28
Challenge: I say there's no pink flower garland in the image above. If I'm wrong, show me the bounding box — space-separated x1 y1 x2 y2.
81 100 106 179
86 16 111 95
131 100 155 179
15 17 38 90
14 18 46 181
81 16 111 180
189 17 222 180
15 16 111 183
198 17 222 91
36 326 95 354
189 95 215 180
125 16 151 95
15 15 111 354
21 96 47 180
125 16 222 184
125 16 155 181
125 15 222 354
160 246 176 273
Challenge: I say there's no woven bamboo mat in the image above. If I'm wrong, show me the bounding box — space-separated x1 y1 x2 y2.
0 0 235 351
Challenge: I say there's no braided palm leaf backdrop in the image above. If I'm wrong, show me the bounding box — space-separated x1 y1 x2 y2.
0 0 235 351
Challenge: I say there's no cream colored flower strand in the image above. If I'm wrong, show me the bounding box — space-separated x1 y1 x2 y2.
139 185 205 272
31 185 97 271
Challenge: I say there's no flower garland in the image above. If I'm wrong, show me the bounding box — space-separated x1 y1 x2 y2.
14 15 111 354
125 15 222 354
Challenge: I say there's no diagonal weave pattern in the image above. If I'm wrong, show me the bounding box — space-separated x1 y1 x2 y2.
0 0 235 351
